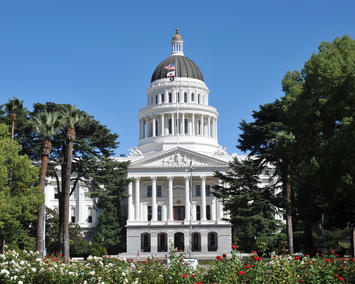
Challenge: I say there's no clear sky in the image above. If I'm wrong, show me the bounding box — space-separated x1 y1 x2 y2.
0 1 354 156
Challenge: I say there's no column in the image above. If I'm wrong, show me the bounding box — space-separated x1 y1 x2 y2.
201 115 204 136
128 181 133 221
182 113 185 135
139 119 142 139
211 198 217 221
201 176 207 221
162 204 167 221
161 114 165 136
184 177 190 221
215 118 218 138
152 116 156 137
135 177 140 221
171 113 175 135
217 179 222 220
152 177 157 221
168 176 174 221
218 200 224 220
192 113 195 135
208 116 211 137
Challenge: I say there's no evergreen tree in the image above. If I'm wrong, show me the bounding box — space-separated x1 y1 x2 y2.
214 157 281 253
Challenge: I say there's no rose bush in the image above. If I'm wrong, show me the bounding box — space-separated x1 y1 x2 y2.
0 247 354 283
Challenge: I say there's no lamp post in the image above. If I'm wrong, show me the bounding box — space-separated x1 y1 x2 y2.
186 161 193 258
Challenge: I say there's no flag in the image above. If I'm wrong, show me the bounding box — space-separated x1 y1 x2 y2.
164 64 176 71
167 71 175 78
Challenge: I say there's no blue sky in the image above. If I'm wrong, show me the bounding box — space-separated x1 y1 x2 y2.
0 1 354 155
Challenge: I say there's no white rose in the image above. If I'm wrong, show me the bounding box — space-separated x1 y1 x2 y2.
0 269 10 275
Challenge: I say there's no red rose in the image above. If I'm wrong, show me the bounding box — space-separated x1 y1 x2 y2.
298 280 302 283
191 274 195 277
253 251 257 255
331 250 335 254
195 282 202 284
339 277 344 282
334 274 339 278
223 253 227 258
246 265 250 269
251 264 254 267
181 274 187 278
294 256 300 260
232 245 237 250
216 255 223 260
239 271 245 276
335 254 340 257
326 259 331 263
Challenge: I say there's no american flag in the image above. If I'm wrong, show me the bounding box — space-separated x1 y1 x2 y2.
164 63 176 71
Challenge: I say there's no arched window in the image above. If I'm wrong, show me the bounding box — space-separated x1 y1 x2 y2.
174 232 184 251
157 205 162 221
191 93 194 102
88 207 93 223
184 92 187 103
196 205 201 221
158 233 167 252
192 232 201 251
206 205 211 220
147 206 152 221
208 232 218 251
184 119 188 134
141 233 151 252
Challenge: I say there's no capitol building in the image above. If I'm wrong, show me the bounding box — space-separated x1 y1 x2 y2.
46 29 235 258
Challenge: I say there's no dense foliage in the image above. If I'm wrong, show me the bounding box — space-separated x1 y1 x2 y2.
0 247 354 283
0 124 42 250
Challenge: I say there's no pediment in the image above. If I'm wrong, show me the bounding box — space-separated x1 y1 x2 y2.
129 147 228 169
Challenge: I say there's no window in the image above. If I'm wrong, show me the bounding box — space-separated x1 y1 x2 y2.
198 120 201 135
196 185 201 197
206 185 211 196
176 119 180 134
147 206 152 221
155 95 158 105
196 205 201 221
192 232 201 251
141 233 151 252
161 93 165 103
157 205 162 221
169 93 172 103
206 205 211 220
71 207 75 223
191 93 194 101
184 119 188 134
198 94 200 104
208 232 218 251
147 185 152 197
155 120 158 136
157 185 162 197
174 232 184 251
88 207 93 223
177 92 180 102
174 206 185 220
158 233 167 252
184 92 187 103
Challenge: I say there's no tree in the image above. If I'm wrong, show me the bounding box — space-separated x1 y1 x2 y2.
0 123 42 251
4 98 24 139
89 158 130 254
214 157 281 253
33 111 60 257
60 106 81 261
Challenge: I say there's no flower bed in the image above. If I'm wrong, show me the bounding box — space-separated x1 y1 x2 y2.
0 248 354 283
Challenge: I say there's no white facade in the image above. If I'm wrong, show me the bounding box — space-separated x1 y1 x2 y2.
122 30 233 258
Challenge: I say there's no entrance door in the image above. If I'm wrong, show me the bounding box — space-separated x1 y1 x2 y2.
173 206 185 220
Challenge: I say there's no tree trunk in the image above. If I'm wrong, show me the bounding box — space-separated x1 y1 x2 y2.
36 139 52 258
286 171 294 255
63 127 75 262
11 112 16 139
58 165 66 254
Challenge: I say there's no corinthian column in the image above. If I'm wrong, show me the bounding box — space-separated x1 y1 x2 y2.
135 177 141 221
201 176 207 221
128 181 133 221
168 176 174 221
152 177 157 221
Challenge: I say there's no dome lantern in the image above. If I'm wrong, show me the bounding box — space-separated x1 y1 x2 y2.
171 28 184 56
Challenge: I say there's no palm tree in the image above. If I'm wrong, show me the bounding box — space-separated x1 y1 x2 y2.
33 111 60 258
5 97 24 139
61 106 81 262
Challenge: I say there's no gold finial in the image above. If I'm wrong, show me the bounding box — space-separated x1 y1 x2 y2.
172 28 182 41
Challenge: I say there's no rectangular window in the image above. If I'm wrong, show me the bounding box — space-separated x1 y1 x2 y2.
156 95 158 104
184 119 188 134
168 119 172 134
196 185 201 197
191 93 194 101
169 93 172 103
147 185 152 197
157 185 162 197
71 207 75 223
161 93 164 103
206 185 210 196
184 92 187 103
177 92 180 102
